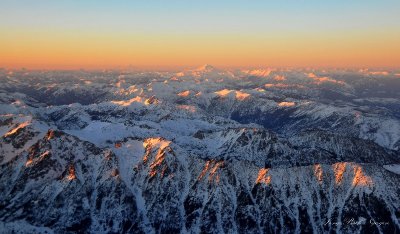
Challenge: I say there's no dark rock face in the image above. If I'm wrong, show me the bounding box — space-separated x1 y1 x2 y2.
2 132 398 233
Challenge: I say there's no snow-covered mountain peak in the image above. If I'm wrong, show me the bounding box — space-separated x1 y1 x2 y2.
194 64 217 72
214 89 251 101
143 137 171 151
242 68 273 77
1 68 400 233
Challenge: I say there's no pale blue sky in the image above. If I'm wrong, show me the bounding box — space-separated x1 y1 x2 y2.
1 0 399 34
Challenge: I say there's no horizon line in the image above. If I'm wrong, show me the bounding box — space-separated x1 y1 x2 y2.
1 64 399 72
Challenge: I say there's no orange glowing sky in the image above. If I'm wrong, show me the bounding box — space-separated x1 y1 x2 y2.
1 1 399 69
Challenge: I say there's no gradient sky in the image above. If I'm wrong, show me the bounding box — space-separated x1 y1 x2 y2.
1 0 400 69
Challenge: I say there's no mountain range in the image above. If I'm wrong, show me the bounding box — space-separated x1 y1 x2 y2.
0 66 399 233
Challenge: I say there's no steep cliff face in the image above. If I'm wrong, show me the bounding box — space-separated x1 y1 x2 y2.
0 129 399 233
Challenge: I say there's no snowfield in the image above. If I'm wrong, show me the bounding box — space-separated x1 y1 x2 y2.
0 66 399 233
